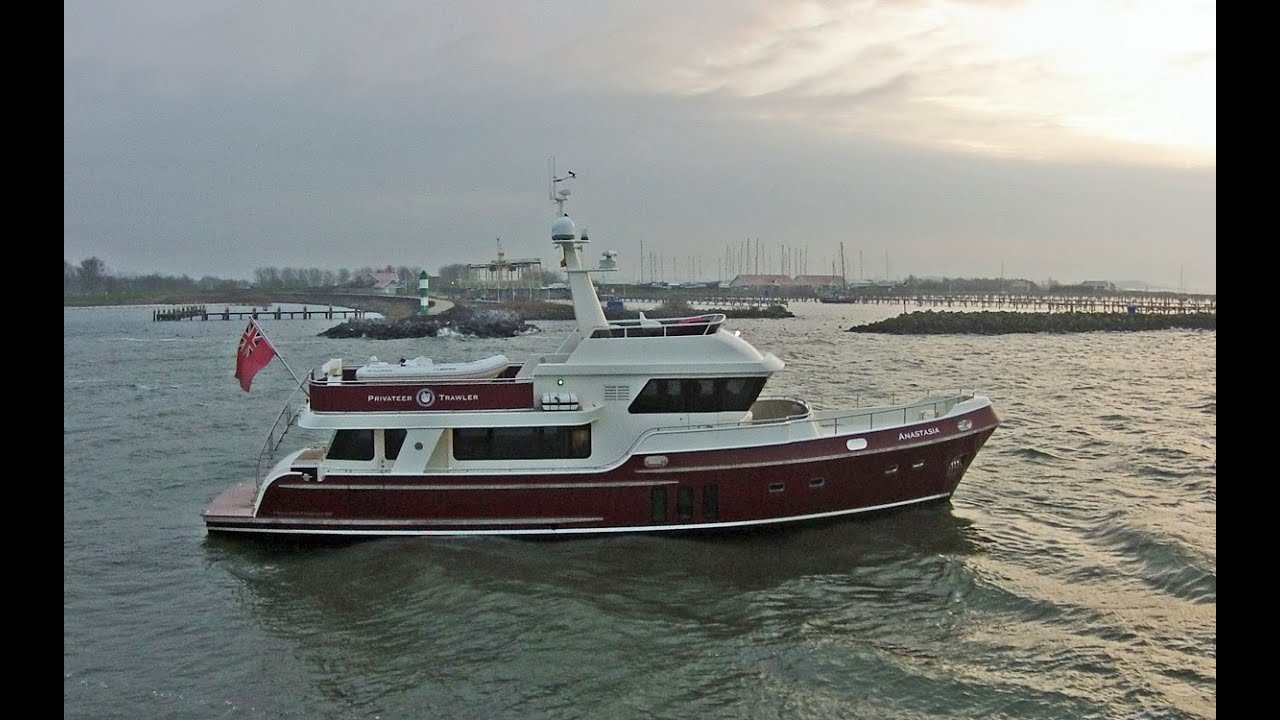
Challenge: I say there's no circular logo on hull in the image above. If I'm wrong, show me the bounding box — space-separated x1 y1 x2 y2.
416 388 436 407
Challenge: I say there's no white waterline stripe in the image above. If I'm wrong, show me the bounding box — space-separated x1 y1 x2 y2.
206 493 952 536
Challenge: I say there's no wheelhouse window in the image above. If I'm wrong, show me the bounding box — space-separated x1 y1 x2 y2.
385 429 408 459
328 429 374 461
628 377 767 414
453 425 592 461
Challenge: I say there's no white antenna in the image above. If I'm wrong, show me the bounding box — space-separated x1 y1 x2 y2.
548 156 576 215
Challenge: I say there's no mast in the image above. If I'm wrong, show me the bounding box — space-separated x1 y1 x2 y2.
839 242 847 292
549 161 609 335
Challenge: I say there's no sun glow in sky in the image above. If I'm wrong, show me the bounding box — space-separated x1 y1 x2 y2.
658 0 1215 166
64 1 1216 292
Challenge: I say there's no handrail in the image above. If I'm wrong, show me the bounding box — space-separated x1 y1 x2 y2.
639 392 977 437
591 313 726 339
608 313 727 327
815 394 975 434
387 391 985 476
255 378 310 487
311 375 533 387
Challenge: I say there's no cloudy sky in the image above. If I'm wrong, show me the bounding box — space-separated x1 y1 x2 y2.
64 0 1215 293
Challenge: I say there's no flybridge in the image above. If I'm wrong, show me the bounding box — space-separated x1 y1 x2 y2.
589 314 726 339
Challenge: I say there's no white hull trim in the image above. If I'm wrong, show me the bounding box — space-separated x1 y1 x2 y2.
277 479 678 491
207 492 954 536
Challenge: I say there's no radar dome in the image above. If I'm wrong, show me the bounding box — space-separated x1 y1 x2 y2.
551 215 577 241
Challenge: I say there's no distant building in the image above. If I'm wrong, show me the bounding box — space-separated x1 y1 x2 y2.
354 271 405 294
1081 280 1116 291
1007 279 1034 292
792 274 845 289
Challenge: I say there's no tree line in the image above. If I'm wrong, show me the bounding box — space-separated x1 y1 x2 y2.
69 255 1175 300
64 257 428 296
64 257 248 295
63 257 567 297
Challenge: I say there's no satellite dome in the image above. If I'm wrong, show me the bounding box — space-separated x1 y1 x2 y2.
551 215 577 241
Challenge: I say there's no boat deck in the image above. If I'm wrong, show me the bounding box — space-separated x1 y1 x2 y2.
203 481 257 518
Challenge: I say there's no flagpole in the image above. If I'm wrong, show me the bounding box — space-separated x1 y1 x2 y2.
249 317 307 393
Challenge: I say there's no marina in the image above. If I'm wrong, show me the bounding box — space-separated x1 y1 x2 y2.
599 288 1216 313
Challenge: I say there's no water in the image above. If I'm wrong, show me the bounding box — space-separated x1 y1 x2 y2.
64 301 1216 719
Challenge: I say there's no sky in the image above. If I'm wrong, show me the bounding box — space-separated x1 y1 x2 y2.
64 0 1216 293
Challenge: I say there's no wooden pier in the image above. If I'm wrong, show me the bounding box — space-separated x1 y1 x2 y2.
600 289 1216 314
153 305 366 321
596 285 1216 314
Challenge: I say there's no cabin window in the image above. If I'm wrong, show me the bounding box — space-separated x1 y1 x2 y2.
329 429 374 461
703 485 719 522
692 379 717 411
569 426 590 457
452 424 592 461
384 429 408 460
627 377 767 414
720 378 759 410
677 487 693 522
651 487 668 523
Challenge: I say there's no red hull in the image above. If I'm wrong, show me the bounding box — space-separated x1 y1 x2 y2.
204 407 998 536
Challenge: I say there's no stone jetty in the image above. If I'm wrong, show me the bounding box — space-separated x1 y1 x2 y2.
320 305 535 339
848 310 1217 334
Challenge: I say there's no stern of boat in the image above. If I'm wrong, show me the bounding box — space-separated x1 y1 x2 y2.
203 446 325 531
203 481 259 526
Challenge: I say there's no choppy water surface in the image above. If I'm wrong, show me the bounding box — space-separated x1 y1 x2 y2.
64 302 1215 719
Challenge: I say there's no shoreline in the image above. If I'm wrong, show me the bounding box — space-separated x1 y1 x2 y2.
67 293 1216 335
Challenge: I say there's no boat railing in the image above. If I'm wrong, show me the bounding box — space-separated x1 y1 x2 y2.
308 365 531 387
642 391 976 437
255 379 309 486
812 393 976 434
590 313 726 339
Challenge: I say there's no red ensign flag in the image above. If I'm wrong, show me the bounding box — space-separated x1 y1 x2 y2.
234 319 278 392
